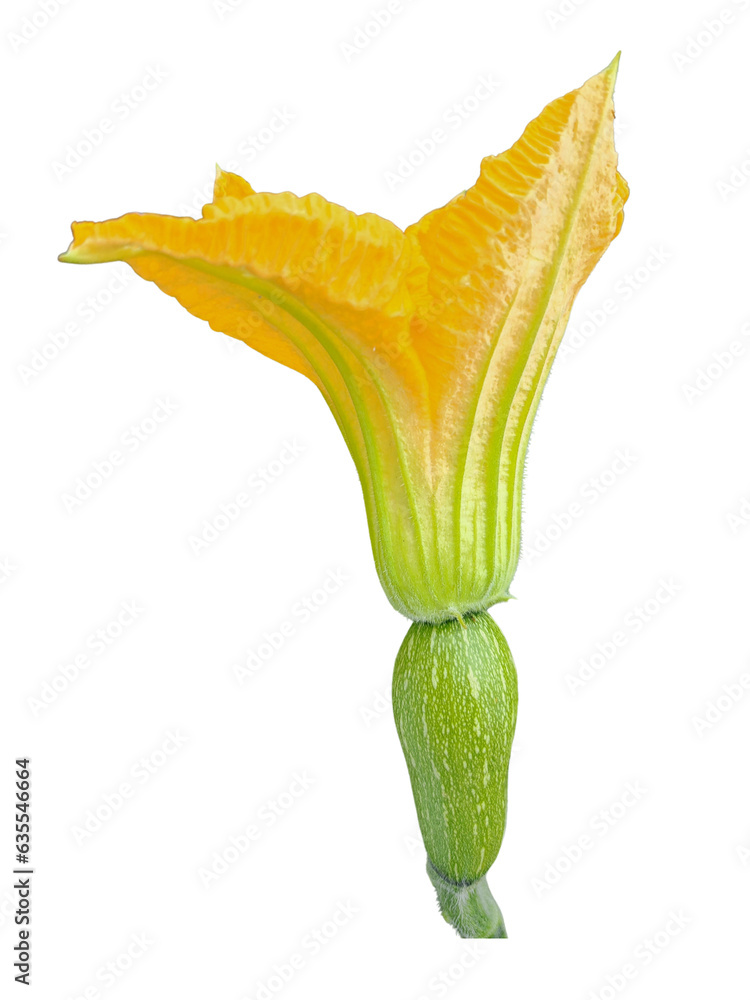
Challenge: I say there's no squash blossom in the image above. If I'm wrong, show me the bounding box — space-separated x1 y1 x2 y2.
59 57 627 938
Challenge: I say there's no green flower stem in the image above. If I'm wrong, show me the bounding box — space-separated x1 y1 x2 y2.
392 612 517 938
427 861 507 938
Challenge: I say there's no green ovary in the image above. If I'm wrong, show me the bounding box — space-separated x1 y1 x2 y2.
392 611 517 936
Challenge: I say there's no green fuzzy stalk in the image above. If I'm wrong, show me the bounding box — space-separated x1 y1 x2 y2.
392 612 518 938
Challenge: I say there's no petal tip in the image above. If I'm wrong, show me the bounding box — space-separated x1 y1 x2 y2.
597 51 622 92
58 241 82 264
58 222 97 263
581 53 621 97
212 165 255 202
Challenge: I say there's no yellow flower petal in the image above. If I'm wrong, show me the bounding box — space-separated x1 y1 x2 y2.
404 55 628 603
59 59 627 622
59 189 438 614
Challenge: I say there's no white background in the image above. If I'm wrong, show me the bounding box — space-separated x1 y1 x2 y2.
2 0 750 996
